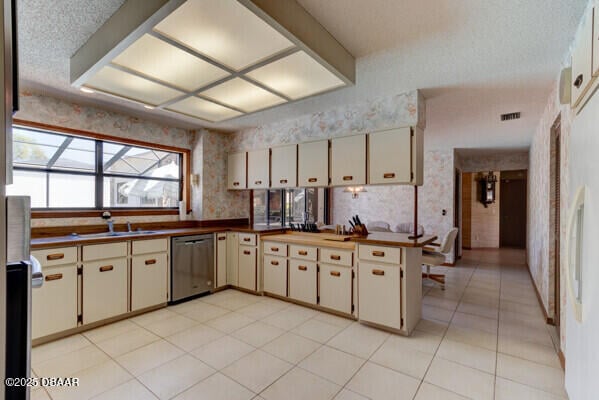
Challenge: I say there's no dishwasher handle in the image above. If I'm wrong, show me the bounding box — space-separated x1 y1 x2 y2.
183 239 207 245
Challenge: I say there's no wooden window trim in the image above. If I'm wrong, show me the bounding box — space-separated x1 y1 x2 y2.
14 119 192 215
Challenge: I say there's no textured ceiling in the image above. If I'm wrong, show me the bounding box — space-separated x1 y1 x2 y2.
18 0 588 147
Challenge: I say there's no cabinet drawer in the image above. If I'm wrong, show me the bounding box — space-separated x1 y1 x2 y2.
32 247 77 267
263 255 287 297
358 244 401 264
289 245 317 261
358 261 401 329
132 238 168 255
320 248 353 266
288 259 317 304
239 233 257 246
131 253 168 311
264 241 287 257
83 242 127 261
319 263 352 314
82 258 128 324
32 264 78 339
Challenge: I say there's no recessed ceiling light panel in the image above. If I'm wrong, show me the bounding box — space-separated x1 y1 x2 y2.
200 77 285 112
85 66 185 106
154 0 294 71
246 51 345 100
166 96 243 122
112 34 229 91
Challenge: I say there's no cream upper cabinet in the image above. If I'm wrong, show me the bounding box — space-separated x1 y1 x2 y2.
298 140 329 187
271 144 297 188
227 152 247 190
368 127 422 185
247 149 270 189
215 233 227 288
593 7 599 77
331 134 366 186
572 8 595 108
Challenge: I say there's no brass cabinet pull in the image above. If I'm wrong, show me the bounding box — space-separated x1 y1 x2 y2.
218 236 226 241
145 259 157 265
254 180 262 185
330 271 341 277
243 237 251 242
342 175 353 181
372 251 385 257
308 178 317 183
271 260 279 266
270 247 279 252
46 253 64 261
45 273 63 281
574 74 584 89
233 182 240 186
298 250 308 256
280 179 288 184
330 255 341 261
99 265 114 272
383 173 396 179
298 265 308 271
243 250 251 255
372 269 385 276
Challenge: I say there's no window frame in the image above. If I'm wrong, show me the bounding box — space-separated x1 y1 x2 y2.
12 120 191 218
252 188 330 227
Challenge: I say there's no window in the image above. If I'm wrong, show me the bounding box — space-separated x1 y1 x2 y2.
7 126 183 209
253 188 328 226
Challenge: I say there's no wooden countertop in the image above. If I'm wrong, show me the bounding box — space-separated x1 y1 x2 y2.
264 232 357 250
31 225 287 249
353 232 437 247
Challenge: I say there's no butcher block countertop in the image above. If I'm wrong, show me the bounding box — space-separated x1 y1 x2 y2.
264 232 357 250
263 231 437 249
31 225 287 249
354 232 437 248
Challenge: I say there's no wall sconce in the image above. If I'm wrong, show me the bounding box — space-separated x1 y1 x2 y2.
478 171 497 207
343 186 367 199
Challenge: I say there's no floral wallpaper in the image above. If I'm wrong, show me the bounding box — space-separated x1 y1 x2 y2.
456 151 529 172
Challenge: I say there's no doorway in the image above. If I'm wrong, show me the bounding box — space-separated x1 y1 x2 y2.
499 170 527 248
550 116 561 328
454 168 461 259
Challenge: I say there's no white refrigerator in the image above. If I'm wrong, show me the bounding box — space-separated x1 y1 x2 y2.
565 89 599 400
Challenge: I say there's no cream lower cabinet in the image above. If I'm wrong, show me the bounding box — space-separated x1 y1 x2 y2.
131 239 168 311
215 233 227 288
238 245 257 291
82 242 128 324
263 255 287 297
319 263 352 314
289 259 317 304
31 247 78 339
226 232 239 286
358 261 401 329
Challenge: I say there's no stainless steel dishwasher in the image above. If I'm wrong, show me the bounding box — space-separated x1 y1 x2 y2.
171 234 214 302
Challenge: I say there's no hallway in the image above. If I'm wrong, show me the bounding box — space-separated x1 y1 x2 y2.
420 248 565 399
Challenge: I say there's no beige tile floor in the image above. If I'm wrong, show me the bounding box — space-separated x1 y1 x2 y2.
31 249 567 400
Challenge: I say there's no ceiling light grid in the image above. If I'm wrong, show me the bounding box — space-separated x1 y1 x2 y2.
72 0 355 123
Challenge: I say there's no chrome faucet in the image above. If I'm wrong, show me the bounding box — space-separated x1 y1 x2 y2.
127 221 132 232
107 220 114 234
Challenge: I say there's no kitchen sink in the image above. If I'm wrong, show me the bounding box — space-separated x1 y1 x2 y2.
71 230 157 239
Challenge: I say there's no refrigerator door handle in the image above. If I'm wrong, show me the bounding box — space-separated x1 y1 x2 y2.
30 255 44 289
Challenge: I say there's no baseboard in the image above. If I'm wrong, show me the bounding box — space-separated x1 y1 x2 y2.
558 349 566 370
526 262 555 325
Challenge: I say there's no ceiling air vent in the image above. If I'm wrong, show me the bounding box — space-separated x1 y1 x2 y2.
500 112 521 121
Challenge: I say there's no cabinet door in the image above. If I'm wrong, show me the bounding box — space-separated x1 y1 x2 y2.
331 135 366 186
369 128 412 184
263 255 287 297
227 232 239 286
358 261 401 329
238 246 257 291
271 144 297 188
247 149 270 189
131 253 168 311
215 233 227 288
572 8 594 107
227 152 247 190
82 258 128 324
288 259 317 304
32 264 78 339
319 264 352 314
298 140 329 187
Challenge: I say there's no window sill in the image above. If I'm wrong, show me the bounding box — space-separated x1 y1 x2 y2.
31 209 179 219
